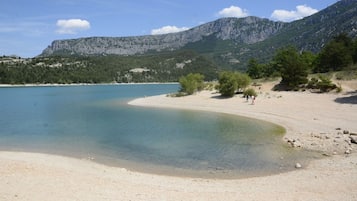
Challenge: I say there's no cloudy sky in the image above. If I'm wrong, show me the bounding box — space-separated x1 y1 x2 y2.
0 0 338 57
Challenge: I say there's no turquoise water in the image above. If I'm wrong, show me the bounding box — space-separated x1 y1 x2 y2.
0 84 317 178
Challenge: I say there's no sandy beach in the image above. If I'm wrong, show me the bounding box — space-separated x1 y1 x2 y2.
1 81 357 201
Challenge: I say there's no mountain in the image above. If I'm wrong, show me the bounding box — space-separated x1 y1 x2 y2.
41 0 357 70
41 17 285 56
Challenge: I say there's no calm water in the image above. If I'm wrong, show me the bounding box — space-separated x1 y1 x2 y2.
0 84 318 178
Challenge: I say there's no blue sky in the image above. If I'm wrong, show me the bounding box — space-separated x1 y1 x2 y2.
0 0 338 57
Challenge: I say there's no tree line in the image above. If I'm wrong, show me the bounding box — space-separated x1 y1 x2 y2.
246 33 357 90
0 51 218 84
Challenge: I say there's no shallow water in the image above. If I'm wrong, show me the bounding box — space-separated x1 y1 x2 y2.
0 84 319 178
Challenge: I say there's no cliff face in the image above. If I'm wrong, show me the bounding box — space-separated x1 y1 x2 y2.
41 17 285 56
41 0 357 62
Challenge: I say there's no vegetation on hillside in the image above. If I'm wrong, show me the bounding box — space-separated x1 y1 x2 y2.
0 51 218 84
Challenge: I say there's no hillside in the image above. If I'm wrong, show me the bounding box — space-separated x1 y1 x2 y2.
40 0 357 70
41 17 285 57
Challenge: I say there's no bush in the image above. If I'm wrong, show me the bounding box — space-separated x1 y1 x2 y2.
307 75 337 92
217 71 251 97
178 73 205 95
217 71 238 97
243 88 257 97
316 75 337 92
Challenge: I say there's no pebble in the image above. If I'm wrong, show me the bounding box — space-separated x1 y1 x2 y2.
345 149 351 154
295 163 302 168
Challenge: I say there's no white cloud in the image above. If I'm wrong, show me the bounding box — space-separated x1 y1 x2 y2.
151 25 189 35
56 19 90 34
217 6 249 18
271 5 318 22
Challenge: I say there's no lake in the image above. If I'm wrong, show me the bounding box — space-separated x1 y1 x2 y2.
0 84 318 178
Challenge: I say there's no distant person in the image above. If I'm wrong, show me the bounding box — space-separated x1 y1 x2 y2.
252 96 256 105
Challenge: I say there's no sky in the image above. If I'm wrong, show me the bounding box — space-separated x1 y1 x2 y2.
0 0 338 58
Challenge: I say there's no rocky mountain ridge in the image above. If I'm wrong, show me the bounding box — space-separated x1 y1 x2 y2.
40 0 357 69
41 17 285 56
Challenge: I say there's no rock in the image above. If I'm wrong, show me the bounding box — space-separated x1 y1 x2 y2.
292 140 302 148
295 163 302 168
336 128 341 130
350 136 357 144
345 149 351 154
350 132 357 136
343 130 349 134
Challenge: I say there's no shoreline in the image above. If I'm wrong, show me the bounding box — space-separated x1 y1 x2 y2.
129 88 357 155
0 82 178 88
1 81 357 200
1 151 356 200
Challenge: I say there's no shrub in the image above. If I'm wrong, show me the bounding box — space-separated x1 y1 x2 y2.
217 71 237 97
307 75 337 92
316 75 337 92
178 73 205 95
217 71 252 97
243 88 257 97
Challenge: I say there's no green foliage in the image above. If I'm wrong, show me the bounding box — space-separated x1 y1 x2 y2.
246 34 357 91
243 88 257 97
218 71 238 97
235 72 251 91
178 73 205 95
217 71 251 97
300 51 317 73
0 51 218 84
273 46 309 90
315 33 354 73
246 58 264 79
353 39 357 63
307 75 337 92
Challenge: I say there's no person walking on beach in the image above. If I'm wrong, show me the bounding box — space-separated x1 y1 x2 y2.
252 96 255 105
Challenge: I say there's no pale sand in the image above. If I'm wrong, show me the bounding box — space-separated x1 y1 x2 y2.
1 81 357 201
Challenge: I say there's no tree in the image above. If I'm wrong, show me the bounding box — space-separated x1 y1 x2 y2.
246 58 264 79
300 51 317 73
353 38 357 64
217 71 237 97
316 41 353 72
273 46 308 90
235 72 251 92
217 71 251 97
315 33 354 72
243 88 257 97
178 73 205 95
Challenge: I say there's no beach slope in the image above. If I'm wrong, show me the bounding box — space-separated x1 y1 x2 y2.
1 82 357 200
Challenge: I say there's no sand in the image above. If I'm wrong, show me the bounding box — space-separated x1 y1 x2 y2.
1 81 357 201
